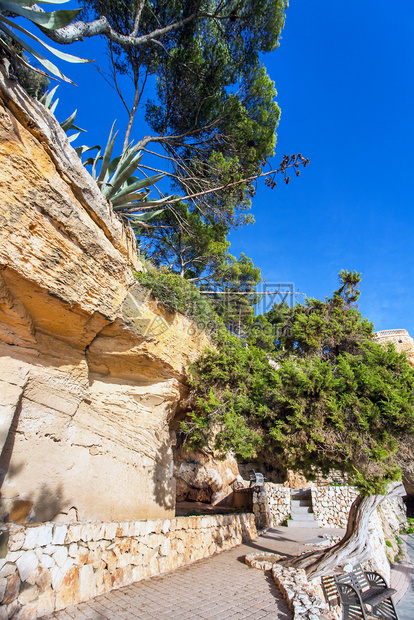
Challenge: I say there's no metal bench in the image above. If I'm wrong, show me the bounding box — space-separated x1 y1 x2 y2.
322 565 399 620
249 471 265 487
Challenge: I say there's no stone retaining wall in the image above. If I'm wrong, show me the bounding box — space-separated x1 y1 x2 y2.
0 513 256 619
272 565 334 620
311 485 359 528
266 484 291 526
253 484 291 529
311 485 407 583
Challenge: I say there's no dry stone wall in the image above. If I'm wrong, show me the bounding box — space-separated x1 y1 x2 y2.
272 565 334 620
364 496 407 583
266 484 291 526
311 485 359 528
0 513 257 618
253 484 291 529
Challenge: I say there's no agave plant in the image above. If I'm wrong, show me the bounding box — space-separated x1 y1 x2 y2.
40 85 86 142
0 0 90 82
77 122 171 231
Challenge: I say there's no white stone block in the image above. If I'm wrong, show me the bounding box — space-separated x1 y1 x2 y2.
159 538 171 557
7 550 24 562
50 557 74 590
40 554 55 569
16 550 38 581
0 563 16 578
0 577 6 601
53 546 68 568
42 545 57 555
52 524 68 545
68 543 78 558
143 520 156 536
79 564 96 602
24 525 53 549
103 522 117 540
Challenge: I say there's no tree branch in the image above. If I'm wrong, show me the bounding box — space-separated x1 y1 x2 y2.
39 11 200 47
131 0 146 38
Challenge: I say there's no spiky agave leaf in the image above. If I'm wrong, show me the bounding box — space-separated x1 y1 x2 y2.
1 2 81 31
40 86 85 140
110 173 164 205
125 209 165 231
96 120 118 185
0 0 92 82
102 145 143 199
79 123 172 229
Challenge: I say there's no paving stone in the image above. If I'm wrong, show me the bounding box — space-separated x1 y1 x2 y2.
397 534 414 620
45 525 351 620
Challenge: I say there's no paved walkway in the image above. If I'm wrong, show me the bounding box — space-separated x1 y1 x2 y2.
396 534 414 619
44 526 344 620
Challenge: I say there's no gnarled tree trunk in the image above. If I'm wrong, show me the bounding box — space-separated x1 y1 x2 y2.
280 482 404 579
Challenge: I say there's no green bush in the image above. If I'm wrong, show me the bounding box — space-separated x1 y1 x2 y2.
135 269 223 336
181 272 414 496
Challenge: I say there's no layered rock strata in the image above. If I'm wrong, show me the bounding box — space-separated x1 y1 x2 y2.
0 66 209 523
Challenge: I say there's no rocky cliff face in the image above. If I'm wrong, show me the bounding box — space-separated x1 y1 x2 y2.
174 447 239 504
0 67 210 523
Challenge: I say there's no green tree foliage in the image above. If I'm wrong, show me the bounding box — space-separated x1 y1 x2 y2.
245 313 276 353
81 0 287 216
135 267 221 335
137 202 231 280
279 270 374 359
138 202 262 332
183 272 414 495
207 253 262 335
245 301 295 353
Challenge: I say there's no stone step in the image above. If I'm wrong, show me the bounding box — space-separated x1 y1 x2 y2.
290 488 311 498
290 511 315 521
291 505 313 515
286 519 319 528
291 498 312 508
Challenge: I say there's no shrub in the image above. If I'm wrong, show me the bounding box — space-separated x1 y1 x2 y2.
134 269 222 336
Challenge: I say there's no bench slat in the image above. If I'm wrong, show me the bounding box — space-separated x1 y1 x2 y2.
361 587 397 607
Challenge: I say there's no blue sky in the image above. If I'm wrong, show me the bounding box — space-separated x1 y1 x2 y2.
54 1 414 333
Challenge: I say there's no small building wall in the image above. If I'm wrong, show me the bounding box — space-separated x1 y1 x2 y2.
0 513 257 618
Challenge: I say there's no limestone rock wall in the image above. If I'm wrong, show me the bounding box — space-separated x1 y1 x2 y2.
174 447 239 504
0 513 257 618
266 484 291 526
0 67 210 523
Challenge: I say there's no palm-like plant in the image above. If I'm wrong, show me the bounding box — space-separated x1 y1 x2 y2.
77 122 171 231
0 0 90 82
